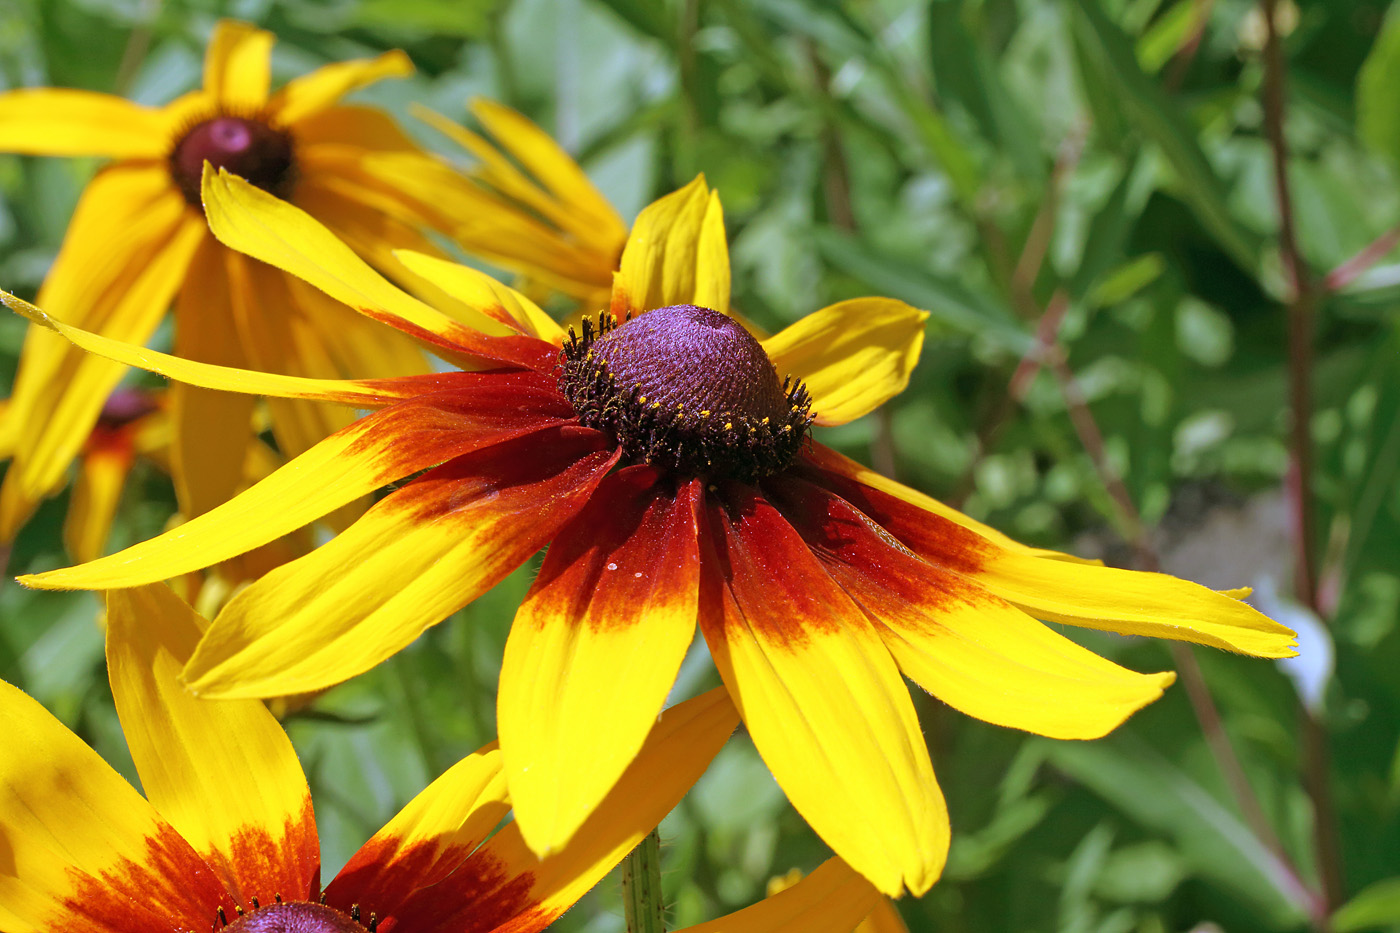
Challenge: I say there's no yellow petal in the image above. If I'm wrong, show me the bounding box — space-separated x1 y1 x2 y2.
182 430 617 699
774 475 1175 739
324 744 509 917
501 468 702 855
201 168 520 366
762 298 928 426
19 385 569 591
856 897 912 933
387 687 739 932
700 485 947 897
612 176 730 318
0 88 174 157
202 20 273 110
269 51 413 126
106 584 319 904
62 437 132 564
170 239 258 518
0 677 232 933
0 289 439 408
392 249 565 343
294 104 421 152
685 859 883 933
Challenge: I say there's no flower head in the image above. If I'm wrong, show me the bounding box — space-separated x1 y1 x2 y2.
0 582 878 933
12 171 1297 898
0 20 453 541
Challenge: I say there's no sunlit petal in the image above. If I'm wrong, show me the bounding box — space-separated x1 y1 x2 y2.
107 585 319 904
501 467 702 855
612 176 729 318
202 20 273 110
762 299 928 426
699 484 947 897
0 88 174 157
687 859 882 933
270 51 413 126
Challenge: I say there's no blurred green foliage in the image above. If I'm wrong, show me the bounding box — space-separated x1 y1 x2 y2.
3 0 1400 930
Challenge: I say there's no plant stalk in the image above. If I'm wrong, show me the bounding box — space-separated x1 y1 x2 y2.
622 829 666 933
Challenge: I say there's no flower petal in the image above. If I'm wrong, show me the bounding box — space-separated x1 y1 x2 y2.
183 427 618 699
325 745 509 919
772 475 1176 740
813 465 1299 658
500 467 702 856
386 687 738 933
698 484 947 897
62 433 133 563
270 51 413 126
762 299 928 426
19 380 569 591
684 859 882 933
612 176 729 318
202 168 550 369
0 289 461 407
202 20 273 110
0 88 174 157
106 584 319 905
170 239 258 517
393 249 565 344
856 897 912 933
0 677 232 933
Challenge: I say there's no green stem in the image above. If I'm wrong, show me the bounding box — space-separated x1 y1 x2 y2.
621 829 666 933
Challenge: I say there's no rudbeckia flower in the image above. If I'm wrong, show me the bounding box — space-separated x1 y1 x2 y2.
11 170 1297 898
0 19 445 541
0 581 881 933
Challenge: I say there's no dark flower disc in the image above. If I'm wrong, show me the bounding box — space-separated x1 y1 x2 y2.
169 115 295 206
559 304 812 482
223 901 368 933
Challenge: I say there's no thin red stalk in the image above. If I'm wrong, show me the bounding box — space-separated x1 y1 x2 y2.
1323 224 1400 293
1261 0 1345 914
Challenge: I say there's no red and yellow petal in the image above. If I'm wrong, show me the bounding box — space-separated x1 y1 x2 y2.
269 50 413 126
698 484 947 898
393 249 565 344
0 678 232 933
761 298 928 426
612 176 729 319
19 381 570 591
325 745 509 919
182 427 618 699
201 20 273 111
500 467 702 856
689 859 883 933
387 687 739 933
0 88 175 157
772 476 1176 740
810 462 1298 658
106 584 319 905
203 168 549 370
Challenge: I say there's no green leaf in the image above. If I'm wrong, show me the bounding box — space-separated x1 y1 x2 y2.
1045 735 1309 926
1071 1 1263 274
814 228 1033 353
1357 3 1400 169
1333 877 1400 933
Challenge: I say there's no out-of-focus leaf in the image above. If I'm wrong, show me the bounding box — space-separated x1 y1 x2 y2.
350 0 501 37
926 0 1044 181
815 228 1033 353
1071 1 1262 273
588 0 676 42
1333 877 1400 933
1087 252 1166 308
1135 0 1197 74
1046 736 1310 926
1357 3 1400 169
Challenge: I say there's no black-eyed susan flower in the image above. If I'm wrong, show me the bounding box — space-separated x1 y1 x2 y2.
0 19 447 542
11 170 1297 899
0 581 881 933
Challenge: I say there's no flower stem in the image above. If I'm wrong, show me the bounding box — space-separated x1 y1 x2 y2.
622 829 666 933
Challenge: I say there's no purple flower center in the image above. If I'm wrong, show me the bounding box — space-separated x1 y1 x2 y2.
559 304 812 481
96 387 157 430
223 902 368 933
169 116 294 206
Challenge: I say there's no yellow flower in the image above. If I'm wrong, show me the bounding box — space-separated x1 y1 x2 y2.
0 582 881 933
11 171 1296 898
0 20 448 541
